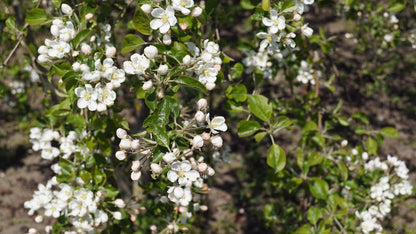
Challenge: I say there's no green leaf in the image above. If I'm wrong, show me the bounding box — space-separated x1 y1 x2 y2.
387 1 405 12
238 120 260 137
267 144 286 172
303 121 318 132
67 114 85 129
205 0 220 14
365 137 378 155
312 133 325 148
132 7 151 35
241 0 256 9
226 84 247 102
6 17 16 31
248 94 272 122
231 63 244 79
308 152 323 167
254 132 267 142
72 29 91 49
337 161 348 181
262 0 270 11
79 170 92 183
352 112 369 125
380 127 399 138
170 75 208 94
104 185 119 198
121 34 146 53
150 126 170 148
336 116 349 126
51 0 61 8
307 207 322 226
309 178 329 200
25 8 48 25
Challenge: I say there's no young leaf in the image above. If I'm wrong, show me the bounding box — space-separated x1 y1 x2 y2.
309 178 329 200
25 8 48 25
72 29 91 49
262 0 270 11
380 127 399 138
387 1 406 13
231 62 244 79
226 84 247 102
170 75 208 94
365 137 378 155
254 132 267 142
267 144 286 172
307 207 322 226
238 120 260 137
132 7 151 35
121 34 146 53
248 94 272 122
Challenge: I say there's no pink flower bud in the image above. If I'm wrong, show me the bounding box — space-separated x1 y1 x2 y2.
131 160 141 171
198 163 208 172
195 111 205 122
142 80 153 91
81 43 92 55
105 45 117 58
201 132 210 141
151 163 163 174
211 135 223 148
192 135 204 148
191 7 203 17
131 139 140 150
141 4 152 14
119 138 132 150
197 98 208 110
131 171 142 181
85 13 94 21
116 128 128 139
115 150 127 160
205 82 216 90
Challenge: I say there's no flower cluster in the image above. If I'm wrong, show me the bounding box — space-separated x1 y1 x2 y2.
242 2 314 79
29 127 87 160
24 177 117 233
37 5 75 63
356 154 413 233
296 60 320 85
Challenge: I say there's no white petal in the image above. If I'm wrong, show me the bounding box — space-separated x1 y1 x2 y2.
167 171 178 182
150 19 163 30
151 8 165 18
159 23 170 34
77 98 87 109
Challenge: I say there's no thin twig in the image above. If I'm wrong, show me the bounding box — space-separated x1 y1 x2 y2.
313 69 322 131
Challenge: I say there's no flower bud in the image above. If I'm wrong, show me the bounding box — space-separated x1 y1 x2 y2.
90 35 96 42
293 12 302 21
160 196 168 203
341 140 348 147
182 55 191 65
131 160 141 171
195 111 205 122
85 13 94 21
211 135 223 148
50 25 60 37
38 45 48 54
131 139 140 150
207 167 215 176
131 171 142 181
144 45 158 59
192 135 204 148
28 228 37 234
116 128 128 139
205 82 216 90
150 225 157 232
183 148 193 157
351 149 358 155
72 50 79 57
114 198 126 208
200 205 208 211
119 138 132 150
113 211 122 220
105 45 117 58
197 98 207 110
362 152 369 161
201 132 210 141
81 43 92 55
37 54 50 63
198 163 208 172
35 215 43 223
61 3 73 15
157 64 169 75
141 4 152 14
151 163 163 174
142 80 153 91
162 34 172 45
80 64 90 72
163 152 176 163
179 23 188 30
72 62 81 72
179 206 187 213
44 39 53 47
115 150 127 160
191 7 203 17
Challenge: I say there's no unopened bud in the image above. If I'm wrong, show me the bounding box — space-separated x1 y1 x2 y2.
131 139 140 150
142 80 153 91
141 4 152 14
61 3 73 15
211 135 223 148
144 45 158 59
163 152 176 163
181 227 189 232
183 55 191 65
293 12 302 21
105 45 117 58
195 111 205 122
131 171 142 181
85 13 94 21
191 7 203 17
151 163 163 174
341 140 348 147
35 215 43 223
72 50 79 57
81 43 92 55
72 62 81 72
179 23 188 30
192 135 204 148
115 150 127 160
119 138 132 150
131 160 141 171
157 64 169 75
362 152 369 161
116 128 128 139
198 163 208 172
163 34 172 45
351 149 358 155
205 82 216 90
113 211 122 220
50 25 60 37
201 132 210 141
200 205 208 211
207 167 215 176
197 98 207 110
38 54 50 63
179 206 187 213
114 198 126 208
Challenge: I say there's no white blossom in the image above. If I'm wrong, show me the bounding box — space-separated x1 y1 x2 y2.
150 6 177 34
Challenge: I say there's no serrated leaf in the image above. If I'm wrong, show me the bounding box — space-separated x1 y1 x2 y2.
309 178 329 200
121 34 146 53
132 7 151 35
380 127 399 138
170 75 207 94
387 1 405 12
25 8 48 25
365 137 378 155
307 207 322 226
248 94 272 122
226 84 247 102
231 63 244 79
150 126 170 148
238 120 260 137
267 144 286 173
